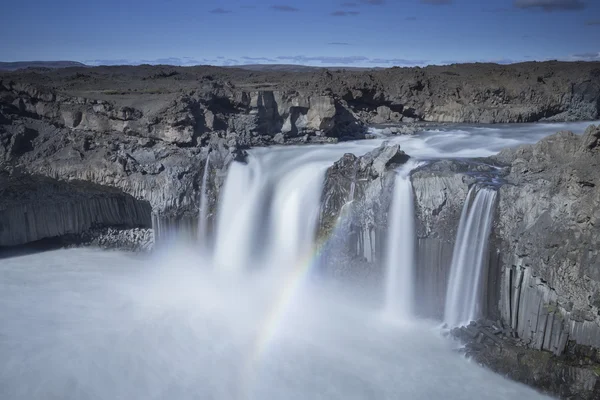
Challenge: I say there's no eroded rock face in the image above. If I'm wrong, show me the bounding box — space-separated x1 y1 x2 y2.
407 126 600 398
491 125 600 352
0 80 363 147
2 61 599 151
451 319 600 400
0 172 151 247
0 112 239 246
317 144 409 285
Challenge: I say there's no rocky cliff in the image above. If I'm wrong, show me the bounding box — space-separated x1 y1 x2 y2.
492 125 600 353
2 61 599 147
317 143 409 288
0 172 151 247
1 62 598 247
407 126 600 398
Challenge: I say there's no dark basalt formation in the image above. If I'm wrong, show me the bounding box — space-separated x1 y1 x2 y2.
451 319 600 399
317 143 409 287
317 125 600 398
409 126 600 399
1 61 599 240
0 172 151 248
1 61 599 147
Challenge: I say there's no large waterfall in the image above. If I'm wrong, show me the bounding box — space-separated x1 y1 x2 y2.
444 187 498 327
383 165 417 320
1 121 575 400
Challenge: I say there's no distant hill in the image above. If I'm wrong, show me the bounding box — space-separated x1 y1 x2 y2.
0 61 87 71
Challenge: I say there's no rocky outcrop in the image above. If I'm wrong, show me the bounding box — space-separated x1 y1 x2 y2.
451 319 600 399
491 125 600 354
0 172 151 247
0 62 597 248
408 126 600 398
317 143 409 284
0 111 238 226
0 79 363 147
1 61 598 149
79 227 154 251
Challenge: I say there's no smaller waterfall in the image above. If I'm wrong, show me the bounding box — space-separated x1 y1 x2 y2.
444 186 497 327
384 166 417 320
198 155 211 246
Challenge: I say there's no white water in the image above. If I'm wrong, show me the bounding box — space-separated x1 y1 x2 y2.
444 187 498 327
0 248 550 400
213 150 331 273
197 155 211 247
383 162 418 320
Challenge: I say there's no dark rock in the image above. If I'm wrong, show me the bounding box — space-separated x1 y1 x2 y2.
0 172 151 247
317 143 408 286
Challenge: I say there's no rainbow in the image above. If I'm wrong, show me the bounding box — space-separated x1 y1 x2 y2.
239 201 356 399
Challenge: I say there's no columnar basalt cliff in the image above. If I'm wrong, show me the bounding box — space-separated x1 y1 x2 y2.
491 125 600 353
0 172 151 247
408 127 600 399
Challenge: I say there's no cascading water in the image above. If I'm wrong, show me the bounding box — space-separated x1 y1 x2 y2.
444 186 498 327
383 163 418 320
0 121 576 400
197 155 210 247
213 149 332 273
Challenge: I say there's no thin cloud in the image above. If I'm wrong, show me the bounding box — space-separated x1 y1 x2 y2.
362 0 385 4
221 59 242 66
421 0 453 4
271 5 300 12
328 42 352 45
368 58 428 65
513 0 586 11
439 58 521 65
586 19 600 25
276 55 426 66
342 2 359 6
240 5 256 8
209 8 232 14
277 55 369 64
85 57 202 66
572 52 600 60
242 56 278 62
331 10 360 16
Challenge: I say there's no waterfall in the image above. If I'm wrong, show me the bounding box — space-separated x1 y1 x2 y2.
213 152 329 273
383 166 417 320
198 155 210 247
444 186 497 327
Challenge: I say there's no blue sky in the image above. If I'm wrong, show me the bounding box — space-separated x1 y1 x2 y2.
2 0 599 67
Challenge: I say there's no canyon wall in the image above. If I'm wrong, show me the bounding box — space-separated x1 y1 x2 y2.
0 173 151 247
